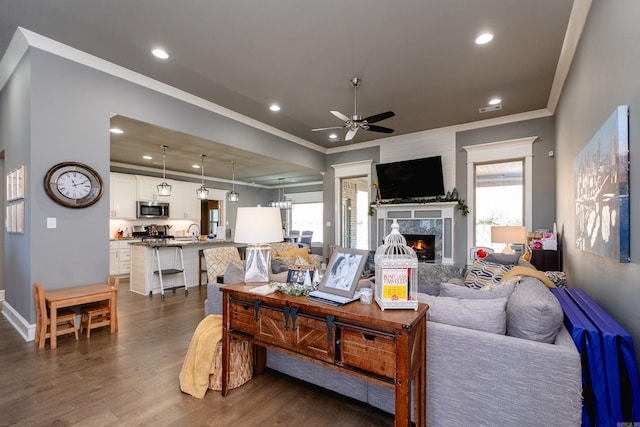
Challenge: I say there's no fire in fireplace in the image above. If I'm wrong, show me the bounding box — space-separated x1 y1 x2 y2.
405 234 436 262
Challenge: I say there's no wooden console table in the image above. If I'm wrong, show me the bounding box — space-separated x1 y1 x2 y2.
221 283 428 426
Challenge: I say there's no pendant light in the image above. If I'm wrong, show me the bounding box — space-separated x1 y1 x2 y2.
196 154 209 200
157 145 172 196
269 178 294 209
227 160 239 202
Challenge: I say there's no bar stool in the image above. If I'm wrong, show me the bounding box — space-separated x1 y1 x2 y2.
80 275 119 338
33 283 78 349
198 249 208 285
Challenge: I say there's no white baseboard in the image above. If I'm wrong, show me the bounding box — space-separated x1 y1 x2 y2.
1 301 35 342
0 289 4 302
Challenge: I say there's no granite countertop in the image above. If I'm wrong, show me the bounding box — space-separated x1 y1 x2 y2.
129 239 242 247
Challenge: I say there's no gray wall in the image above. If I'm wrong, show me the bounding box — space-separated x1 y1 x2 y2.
456 116 558 232
0 46 324 325
555 0 640 364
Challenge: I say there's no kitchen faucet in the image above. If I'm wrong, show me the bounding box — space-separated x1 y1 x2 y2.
187 223 200 242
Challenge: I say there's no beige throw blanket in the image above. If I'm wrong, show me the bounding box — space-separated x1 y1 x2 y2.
500 266 556 288
179 315 223 398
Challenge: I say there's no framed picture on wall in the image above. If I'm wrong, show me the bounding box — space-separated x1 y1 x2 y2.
574 105 630 262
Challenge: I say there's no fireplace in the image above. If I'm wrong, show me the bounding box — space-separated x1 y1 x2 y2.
405 234 436 262
375 202 457 264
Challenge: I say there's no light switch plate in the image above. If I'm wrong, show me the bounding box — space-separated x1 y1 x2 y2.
47 217 56 229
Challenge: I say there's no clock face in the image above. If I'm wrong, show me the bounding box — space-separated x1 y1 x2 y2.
44 162 103 208
57 171 92 199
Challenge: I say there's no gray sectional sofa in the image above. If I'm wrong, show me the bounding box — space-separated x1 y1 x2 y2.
205 276 583 426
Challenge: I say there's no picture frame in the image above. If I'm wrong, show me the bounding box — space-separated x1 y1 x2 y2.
286 264 312 285
318 248 368 298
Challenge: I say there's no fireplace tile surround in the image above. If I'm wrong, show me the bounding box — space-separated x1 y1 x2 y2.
375 202 466 293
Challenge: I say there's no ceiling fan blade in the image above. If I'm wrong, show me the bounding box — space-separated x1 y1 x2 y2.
364 111 395 124
311 126 344 131
330 110 350 122
345 127 358 140
367 125 394 134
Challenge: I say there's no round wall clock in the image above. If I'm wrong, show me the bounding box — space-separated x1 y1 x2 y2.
44 162 104 208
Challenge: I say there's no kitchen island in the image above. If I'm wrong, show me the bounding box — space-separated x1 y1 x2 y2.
129 239 245 296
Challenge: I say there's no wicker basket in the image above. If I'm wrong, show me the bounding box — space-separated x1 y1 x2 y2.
209 338 253 391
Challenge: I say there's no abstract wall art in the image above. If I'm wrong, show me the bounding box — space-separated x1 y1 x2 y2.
574 105 630 262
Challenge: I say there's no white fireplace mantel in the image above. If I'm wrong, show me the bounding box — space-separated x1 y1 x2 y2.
375 202 457 264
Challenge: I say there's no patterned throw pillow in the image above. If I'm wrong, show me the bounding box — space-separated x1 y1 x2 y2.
464 259 514 289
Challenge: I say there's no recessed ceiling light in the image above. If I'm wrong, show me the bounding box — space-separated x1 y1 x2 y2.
152 48 169 59
192 164 201 169
329 134 338 139
270 104 281 112
475 33 494 45
142 155 153 160
110 128 123 134
489 97 502 105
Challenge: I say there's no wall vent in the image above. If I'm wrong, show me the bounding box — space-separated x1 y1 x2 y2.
479 104 502 113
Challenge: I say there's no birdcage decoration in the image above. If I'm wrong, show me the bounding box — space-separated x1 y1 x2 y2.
374 219 419 310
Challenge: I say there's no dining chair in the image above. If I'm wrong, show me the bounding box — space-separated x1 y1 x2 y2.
79 275 119 338
203 247 244 284
299 230 313 248
33 283 78 349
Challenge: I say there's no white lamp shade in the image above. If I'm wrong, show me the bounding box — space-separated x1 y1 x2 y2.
490 226 526 244
234 207 283 244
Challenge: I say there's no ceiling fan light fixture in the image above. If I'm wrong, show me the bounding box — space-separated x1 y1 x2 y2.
157 145 171 196
227 160 239 202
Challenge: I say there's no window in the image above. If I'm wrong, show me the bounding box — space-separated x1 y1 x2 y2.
463 137 535 259
474 160 523 250
291 202 323 243
332 160 373 251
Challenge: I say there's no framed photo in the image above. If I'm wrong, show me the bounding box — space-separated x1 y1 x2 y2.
286 265 312 285
318 248 368 298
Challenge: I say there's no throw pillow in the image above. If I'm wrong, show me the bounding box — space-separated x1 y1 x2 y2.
276 247 311 263
223 263 245 285
506 277 564 343
271 259 289 274
464 259 514 289
483 253 520 265
419 294 508 335
439 281 516 300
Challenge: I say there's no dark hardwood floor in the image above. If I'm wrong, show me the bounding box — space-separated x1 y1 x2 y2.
0 282 394 426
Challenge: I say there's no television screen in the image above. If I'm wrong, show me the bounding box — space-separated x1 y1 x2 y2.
375 156 445 199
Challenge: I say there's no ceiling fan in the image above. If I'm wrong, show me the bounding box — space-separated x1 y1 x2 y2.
312 77 395 141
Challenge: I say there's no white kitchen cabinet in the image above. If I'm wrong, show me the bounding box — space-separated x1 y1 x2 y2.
136 175 171 202
109 241 119 275
109 173 137 219
109 239 141 276
170 181 202 220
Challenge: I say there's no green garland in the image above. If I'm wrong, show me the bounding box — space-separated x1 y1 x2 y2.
369 196 469 216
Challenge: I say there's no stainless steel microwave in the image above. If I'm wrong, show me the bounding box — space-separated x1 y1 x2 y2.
137 201 170 219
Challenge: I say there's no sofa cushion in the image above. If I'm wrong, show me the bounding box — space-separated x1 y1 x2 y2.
419 294 508 335
223 263 245 285
506 278 564 343
464 259 515 289
483 253 520 265
271 259 289 274
439 281 516 300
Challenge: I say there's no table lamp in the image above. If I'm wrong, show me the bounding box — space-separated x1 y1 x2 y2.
491 225 526 254
234 207 284 282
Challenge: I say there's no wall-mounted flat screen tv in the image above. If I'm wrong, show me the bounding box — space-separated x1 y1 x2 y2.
375 156 445 200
